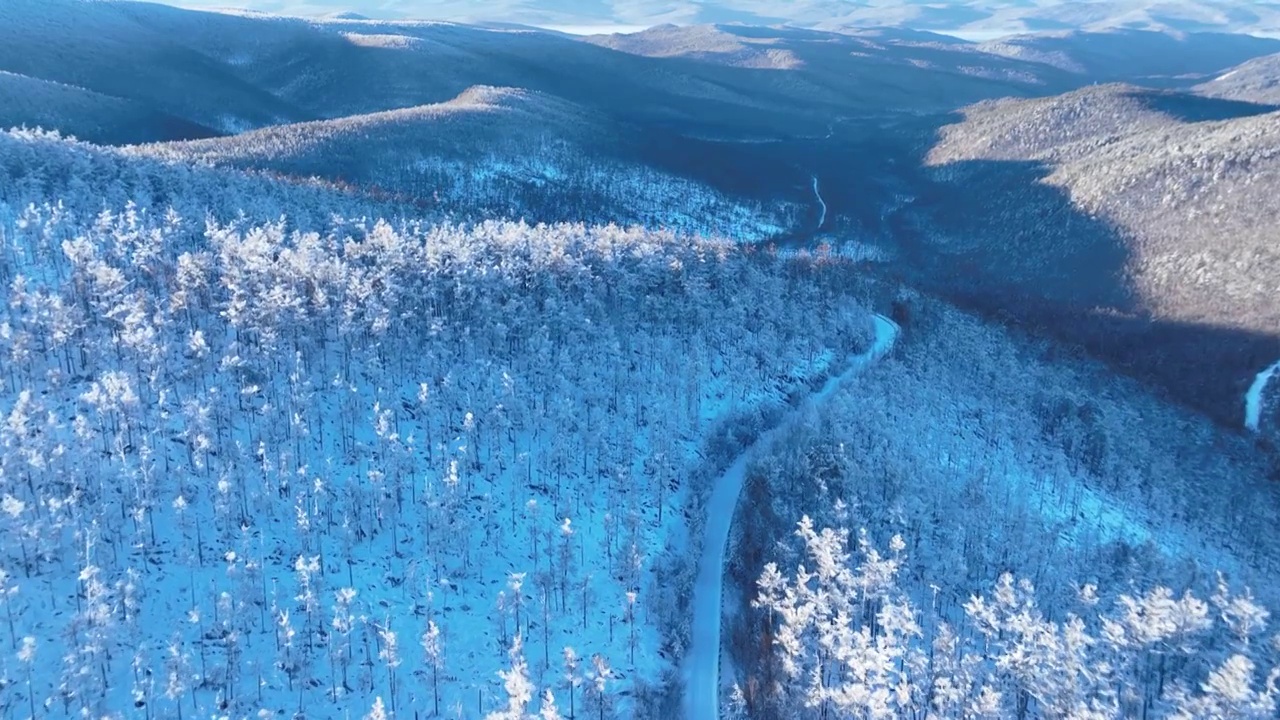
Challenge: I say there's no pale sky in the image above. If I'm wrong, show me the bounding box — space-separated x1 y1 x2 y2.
162 1 410 19
157 0 670 23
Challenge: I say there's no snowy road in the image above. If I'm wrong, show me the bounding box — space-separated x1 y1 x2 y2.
683 314 900 720
1246 359 1280 431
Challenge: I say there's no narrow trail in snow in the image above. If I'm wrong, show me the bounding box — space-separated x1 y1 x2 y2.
812 175 827 230
683 314 900 720
1246 359 1280 431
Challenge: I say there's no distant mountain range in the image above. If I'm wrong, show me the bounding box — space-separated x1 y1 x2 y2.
0 0 1074 142
7 0 1277 146
167 0 1280 36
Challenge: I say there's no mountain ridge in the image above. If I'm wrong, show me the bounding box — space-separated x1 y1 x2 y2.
160 0 1280 35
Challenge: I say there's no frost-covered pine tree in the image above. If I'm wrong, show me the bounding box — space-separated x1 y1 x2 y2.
488 634 535 720
584 653 613 720
364 695 388 720
757 512 1280 720
422 619 445 716
376 619 401 715
562 646 582 719
331 587 358 700
540 688 563 720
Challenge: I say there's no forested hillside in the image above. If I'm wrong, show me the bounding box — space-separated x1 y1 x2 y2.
1196 53 1280 104
3 2 1280 719
912 83 1280 428
0 129 412 226
726 293 1280 718
0 0 1070 145
976 29 1280 83
0 128 876 718
134 86 797 239
0 71 220 146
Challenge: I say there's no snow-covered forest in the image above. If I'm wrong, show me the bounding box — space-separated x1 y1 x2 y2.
133 86 801 241
3 6 1280 715
4 124 1280 720
0 128 875 718
728 297 1280 719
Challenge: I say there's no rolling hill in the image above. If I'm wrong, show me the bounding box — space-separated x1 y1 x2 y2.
6 0 1279 156
909 83 1280 428
0 0 310 133
1196 51 1280 102
141 85 611 167
0 70 221 145
0 0 1143 146
134 86 803 238
977 28 1280 85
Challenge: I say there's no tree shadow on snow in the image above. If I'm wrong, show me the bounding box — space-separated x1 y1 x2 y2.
1125 89 1280 123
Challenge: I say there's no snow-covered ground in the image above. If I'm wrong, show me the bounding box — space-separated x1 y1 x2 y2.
728 302 1280 719
684 315 899 720
765 302 1280 619
0 147 874 718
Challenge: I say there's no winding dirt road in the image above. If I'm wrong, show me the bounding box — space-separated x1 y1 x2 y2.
683 314 899 720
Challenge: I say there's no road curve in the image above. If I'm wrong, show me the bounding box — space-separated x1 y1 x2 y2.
683 313 900 720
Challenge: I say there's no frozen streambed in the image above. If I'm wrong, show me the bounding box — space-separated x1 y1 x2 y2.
812 175 827 230
1246 359 1280 431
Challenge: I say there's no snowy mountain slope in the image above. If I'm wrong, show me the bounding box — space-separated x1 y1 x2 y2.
0 0 310 134
0 125 882 719
1 0 1080 147
134 86 800 238
976 28 1280 84
726 296 1280 718
914 83 1280 427
138 85 610 167
0 128 413 227
0 71 222 145
1196 51 1280 102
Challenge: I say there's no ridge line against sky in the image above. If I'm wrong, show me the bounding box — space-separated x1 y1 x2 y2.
141 0 1280 37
